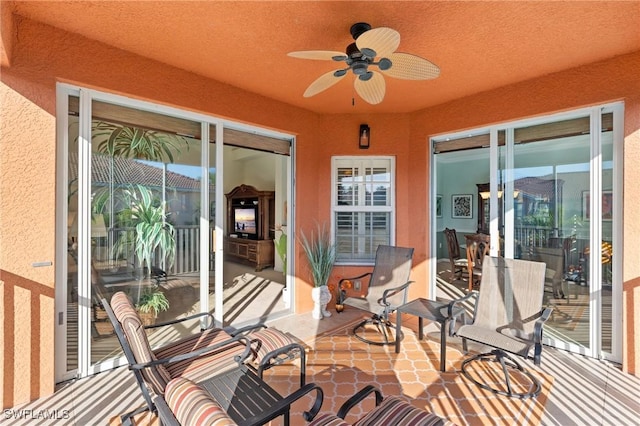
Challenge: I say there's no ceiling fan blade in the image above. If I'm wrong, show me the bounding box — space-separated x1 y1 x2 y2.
288 50 347 61
354 71 386 105
356 27 400 58
303 70 346 98
382 52 441 80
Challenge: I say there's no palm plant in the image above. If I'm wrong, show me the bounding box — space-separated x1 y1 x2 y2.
93 121 187 162
300 223 336 288
112 184 176 276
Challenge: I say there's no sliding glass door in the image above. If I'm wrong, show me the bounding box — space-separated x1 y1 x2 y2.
432 104 622 362
56 85 293 382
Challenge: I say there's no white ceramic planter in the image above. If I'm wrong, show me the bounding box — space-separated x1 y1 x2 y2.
311 286 332 319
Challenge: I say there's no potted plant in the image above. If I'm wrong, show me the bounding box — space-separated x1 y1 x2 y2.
136 288 170 326
300 223 336 319
112 184 176 279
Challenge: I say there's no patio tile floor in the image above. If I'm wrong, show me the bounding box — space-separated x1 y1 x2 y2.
4 305 640 425
4 268 640 426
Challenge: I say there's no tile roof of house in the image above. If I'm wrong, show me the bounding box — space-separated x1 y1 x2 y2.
69 152 204 191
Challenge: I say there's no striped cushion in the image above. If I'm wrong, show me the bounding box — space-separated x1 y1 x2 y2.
110 292 171 395
307 413 350 426
157 328 246 385
354 396 444 426
165 377 236 425
250 327 302 363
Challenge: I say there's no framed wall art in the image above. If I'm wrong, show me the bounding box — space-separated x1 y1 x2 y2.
452 194 473 219
582 190 613 221
436 195 443 218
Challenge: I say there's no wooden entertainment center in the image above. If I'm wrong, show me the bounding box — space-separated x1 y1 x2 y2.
224 184 275 271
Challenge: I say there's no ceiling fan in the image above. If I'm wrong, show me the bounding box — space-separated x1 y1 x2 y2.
288 22 440 105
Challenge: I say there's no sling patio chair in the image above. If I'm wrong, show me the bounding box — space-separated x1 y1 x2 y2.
448 257 553 399
339 245 414 346
102 291 306 425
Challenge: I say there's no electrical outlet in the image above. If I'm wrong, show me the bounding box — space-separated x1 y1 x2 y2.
354 280 361 291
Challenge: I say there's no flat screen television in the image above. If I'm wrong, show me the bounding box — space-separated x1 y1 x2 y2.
233 207 258 238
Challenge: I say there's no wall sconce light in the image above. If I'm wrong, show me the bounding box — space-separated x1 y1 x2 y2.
359 124 370 149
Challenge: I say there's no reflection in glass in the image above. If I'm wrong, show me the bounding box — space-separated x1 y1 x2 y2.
86 101 202 365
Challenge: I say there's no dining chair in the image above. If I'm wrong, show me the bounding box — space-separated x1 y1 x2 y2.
443 228 468 283
465 234 490 291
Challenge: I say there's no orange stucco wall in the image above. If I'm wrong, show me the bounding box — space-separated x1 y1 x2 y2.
1 76 57 407
1 15 639 407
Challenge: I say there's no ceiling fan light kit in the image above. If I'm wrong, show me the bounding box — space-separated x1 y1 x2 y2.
288 22 440 105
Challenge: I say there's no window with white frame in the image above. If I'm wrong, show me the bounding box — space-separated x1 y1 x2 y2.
332 156 395 264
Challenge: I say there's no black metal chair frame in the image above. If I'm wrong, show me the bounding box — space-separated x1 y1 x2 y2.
329 385 444 425
101 297 307 425
154 367 324 426
101 297 257 424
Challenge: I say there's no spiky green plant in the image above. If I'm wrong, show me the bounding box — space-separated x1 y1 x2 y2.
136 289 170 315
93 121 186 163
112 184 176 274
300 223 336 288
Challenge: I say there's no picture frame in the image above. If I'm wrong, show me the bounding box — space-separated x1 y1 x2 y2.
436 195 442 218
452 194 473 219
582 190 613 221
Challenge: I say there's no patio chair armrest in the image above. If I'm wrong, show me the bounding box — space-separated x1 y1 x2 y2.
381 281 414 305
242 383 325 424
257 342 304 367
447 291 477 315
339 273 372 286
531 307 553 366
225 323 267 336
257 342 306 385
534 307 553 343
143 311 216 330
336 385 383 419
447 291 477 336
131 335 253 371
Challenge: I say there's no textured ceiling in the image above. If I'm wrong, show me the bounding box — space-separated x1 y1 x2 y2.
8 1 640 114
